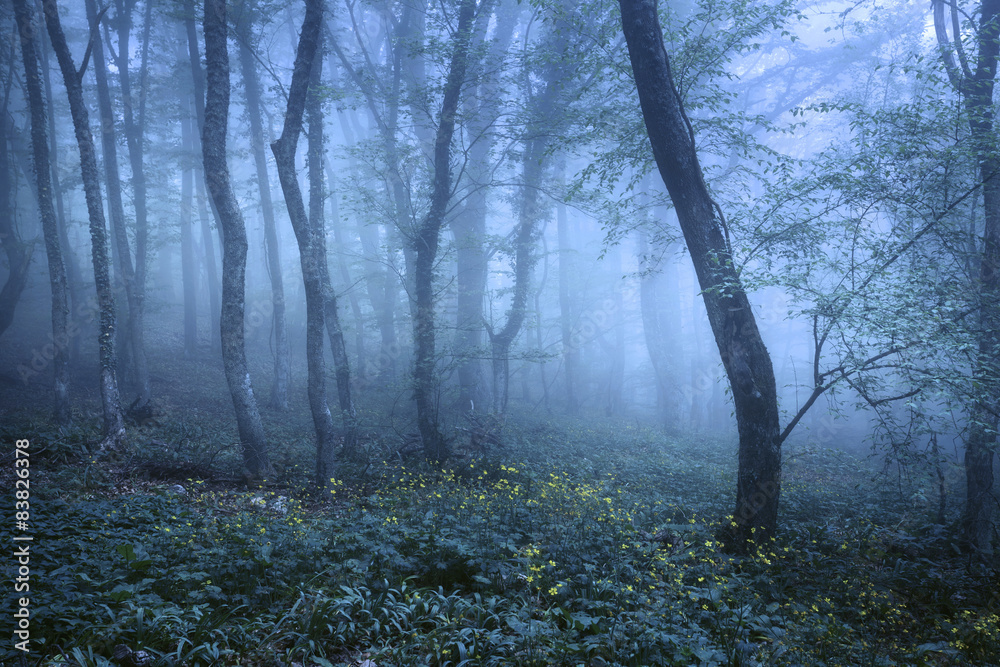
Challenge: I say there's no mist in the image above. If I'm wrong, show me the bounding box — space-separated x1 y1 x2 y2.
1 0 997 663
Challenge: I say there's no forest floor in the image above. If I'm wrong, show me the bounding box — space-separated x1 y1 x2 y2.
1 319 999 666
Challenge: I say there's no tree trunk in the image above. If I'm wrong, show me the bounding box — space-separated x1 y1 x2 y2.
202 0 271 478
325 161 367 379
620 0 781 549
639 231 677 431
556 191 579 414
180 112 198 357
113 0 155 408
86 0 151 411
183 0 222 351
43 0 126 449
272 0 356 487
452 0 516 411
308 34 359 460
933 0 1000 557
238 28 290 410
0 111 32 340
38 0 84 362
413 0 478 461
12 0 70 425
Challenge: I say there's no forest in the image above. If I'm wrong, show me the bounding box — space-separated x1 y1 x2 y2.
1 0 1000 664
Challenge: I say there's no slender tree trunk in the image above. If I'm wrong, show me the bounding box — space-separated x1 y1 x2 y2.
180 113 198 356
413 0 478 461
326 162 366 375
203 0 271 478
37 0 84 362
272 0 356 486
621 0 781 549
86 0 151 411
308 35 359 459
183 0 222 351
0 111 32 340
113 0 155 409
486 22 569 413
12 0 70 424
488 141 543 413
452 0 516 411
639 231 676 431
43 0 126 449
238 31 290 410
556 192 579 414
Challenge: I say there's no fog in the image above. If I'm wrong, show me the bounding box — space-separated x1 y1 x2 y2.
4 0 1000 662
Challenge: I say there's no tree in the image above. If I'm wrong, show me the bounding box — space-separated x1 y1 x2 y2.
12 0 70 425
183 0 221 351
236 9 291 411
0 81 32 342
411 0 479 461
933 0 1000 557
43 0 126 449
272 0 357 486
620 0 782 548
452 0 517 411
86 0 151 412
108 0 156 411
487 14 573 414
202 0 271 478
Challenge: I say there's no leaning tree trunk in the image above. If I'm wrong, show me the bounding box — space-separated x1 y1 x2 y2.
12 0 69 425
238 31 291 411
202 0 271 478
620 0 781 550
272 0 357 487
412 0 478 461
86 0 151 411
43 0 126 449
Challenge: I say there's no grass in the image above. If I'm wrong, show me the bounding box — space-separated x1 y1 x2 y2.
1 408 997 667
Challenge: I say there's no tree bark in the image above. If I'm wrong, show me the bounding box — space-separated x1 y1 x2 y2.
237 23 290 410
86 0 151 410
202 0 272 478
12 0 70 425
413 0 478 461
620 0 781 549
43 0 126 449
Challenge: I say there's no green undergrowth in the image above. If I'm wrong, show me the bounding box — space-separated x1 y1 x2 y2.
2 417 997 666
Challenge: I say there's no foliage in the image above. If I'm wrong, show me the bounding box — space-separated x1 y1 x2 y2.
4 414 997 666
